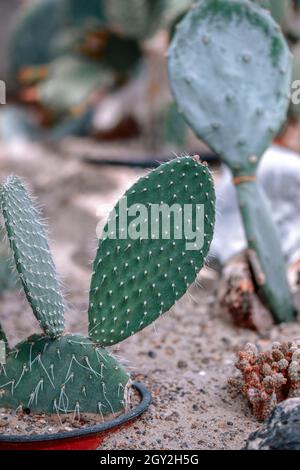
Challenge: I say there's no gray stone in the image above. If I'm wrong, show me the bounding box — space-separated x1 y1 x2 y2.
244 398 300 450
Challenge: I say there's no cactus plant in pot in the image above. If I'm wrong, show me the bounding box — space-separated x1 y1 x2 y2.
0 156 215 450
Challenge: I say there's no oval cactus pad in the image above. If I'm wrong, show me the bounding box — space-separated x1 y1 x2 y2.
89 156 215 346
168 0 292 171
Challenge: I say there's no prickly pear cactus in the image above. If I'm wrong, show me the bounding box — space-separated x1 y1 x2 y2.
0 159 216 417
0 334 129 415
89 156 215 346
168 0 294 322
0 176 65 338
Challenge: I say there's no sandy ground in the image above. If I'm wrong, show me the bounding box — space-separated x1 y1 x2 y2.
1 138 300 450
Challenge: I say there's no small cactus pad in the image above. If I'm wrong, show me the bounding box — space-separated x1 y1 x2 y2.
0 176 65 338
168 0 292 174
0 334 129 415
89 156 215 346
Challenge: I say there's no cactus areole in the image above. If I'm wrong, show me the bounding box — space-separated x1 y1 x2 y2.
0 156 215 419
168 0 295 322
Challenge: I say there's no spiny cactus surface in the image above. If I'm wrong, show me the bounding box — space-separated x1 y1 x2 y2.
0 334 129 415
168 0 294 322
89 156 215 346
0 176 65 338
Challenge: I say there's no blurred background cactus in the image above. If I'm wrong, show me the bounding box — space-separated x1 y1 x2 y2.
168 0 295 322
3 0 300 153
1 0 194 148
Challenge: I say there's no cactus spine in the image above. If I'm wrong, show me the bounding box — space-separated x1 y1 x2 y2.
168 0 294 322
0 157 215 416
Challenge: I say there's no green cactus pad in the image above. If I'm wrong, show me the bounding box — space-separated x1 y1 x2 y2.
0 176 65 338
0 334 129 415
89 156 215 346
168 0 292 175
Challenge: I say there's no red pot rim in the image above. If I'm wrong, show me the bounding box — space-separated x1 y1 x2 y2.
0 381 151 444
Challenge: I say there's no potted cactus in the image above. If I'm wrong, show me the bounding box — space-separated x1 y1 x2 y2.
168 0 295 323
0 155 215 450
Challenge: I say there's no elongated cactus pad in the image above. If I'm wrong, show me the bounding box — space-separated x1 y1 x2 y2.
168 0 292 175
89 156 215 346
0 176 65 337
168 0 294 322
0 334 129 415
